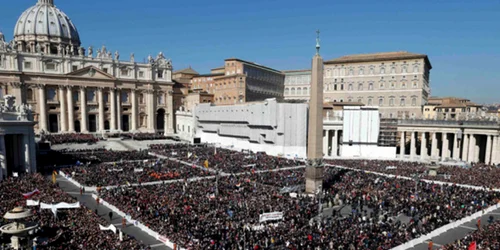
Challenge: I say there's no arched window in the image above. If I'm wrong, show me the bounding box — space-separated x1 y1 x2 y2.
333 69 339 77
380 67 385 74
413 65 419 73
348 84 353 91
139 93 145 104
291 88 295 95
303 87 308 95
297 87 302 95
379 98 384 106
358 83 363 91
400 98 406 106
401 82 406 88
27 89 33 101
368 83 373 90
389 97 394 106
411 97 417 106
368 98 373 106
285 88 289 95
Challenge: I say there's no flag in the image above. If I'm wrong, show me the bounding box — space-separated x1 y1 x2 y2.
22 189 40 199
214 147 217 155
187 152 192 158
204 160 209 168
52 171 58 184
468 241 476 250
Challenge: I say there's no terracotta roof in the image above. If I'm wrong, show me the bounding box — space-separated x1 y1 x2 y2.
225 58 284 74
281 69 311 73
173 67 199 75
325 51 431 68
436 102 482 108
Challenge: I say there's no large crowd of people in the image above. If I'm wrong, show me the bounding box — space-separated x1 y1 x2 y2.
326 159 500 189
63 159 212 187
100 166 499 249
40 133 99 145
0 174 150 249
150 144 302 173
442 219 500 249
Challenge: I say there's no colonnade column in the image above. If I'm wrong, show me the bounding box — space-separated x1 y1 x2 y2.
420 132 427 160
492 136 499 164
468 134 476 163
323 130 329 157
166 91 174 134
452 133 460 160
58 86 67 132
110 88 117 131
0 135 6 180
116 89 122 131
146 89 155 132
332 130 338 157
462 134 469 162
431 132 438 159
485 135 493 165
441 132 449 160
23 133 31 174
37 84 48 132
97 87 105 132
131 89 137 131
410 131 416 159
399 131 405 159
79 87 88 133
66 86 75 132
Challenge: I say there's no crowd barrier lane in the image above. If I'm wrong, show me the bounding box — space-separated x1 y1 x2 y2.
390 203 500 250
91 193 185 249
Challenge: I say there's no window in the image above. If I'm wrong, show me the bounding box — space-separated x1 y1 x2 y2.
400 98 406 106
24 62 32 69
412 98 417 106
139 71 145 78
158 94 164 104
103 68 108 73
285 88 289 95
291 88 295 95
334 84 337 91
340 84 344 90
302 87 307 95
359 68 364 75
47 88 56 101
368 83 373 90
103 92 109 103
349 69 354 75
157 70 164 79
402 66 407 73
401 82 406 88
121 92 129 103
391 67 396 74
368 98 373 106
378 98 384 106
86 90 95 102
391 82 395 88
369 67 374 75
121 68 129 76
348 84 353 91
27 89 33 101
72 65 78 72
380 83 384 89
358 84 363 91
413 65 419 73
73 91 79 102
348 98 353 102
380 67 385 74
357 98 363 103
413 82 418 88
389 98 394 106
297 88 302 95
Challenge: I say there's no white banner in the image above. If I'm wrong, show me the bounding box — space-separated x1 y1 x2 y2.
259 212 283 223
134 168 144 173
107 168 123 172
26 200 40 206
99 224 117 234
40 202 80 209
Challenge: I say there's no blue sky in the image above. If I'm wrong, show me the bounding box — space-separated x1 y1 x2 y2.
1 0 499 103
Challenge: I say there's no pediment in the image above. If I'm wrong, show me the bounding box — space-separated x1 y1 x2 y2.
66 66 115 80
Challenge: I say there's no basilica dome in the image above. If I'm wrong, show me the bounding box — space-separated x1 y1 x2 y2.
13 0 81 54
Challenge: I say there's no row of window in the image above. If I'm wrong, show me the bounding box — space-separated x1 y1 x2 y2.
26 88 167 105
284 87 309 96
323 96 418 107
325 62 420 77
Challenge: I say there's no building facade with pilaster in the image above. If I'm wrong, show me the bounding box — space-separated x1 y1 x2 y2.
0 0 175 134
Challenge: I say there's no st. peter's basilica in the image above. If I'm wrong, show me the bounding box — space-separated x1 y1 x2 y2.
0 0 175 134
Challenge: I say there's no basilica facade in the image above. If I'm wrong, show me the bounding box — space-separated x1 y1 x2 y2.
0 0 175 134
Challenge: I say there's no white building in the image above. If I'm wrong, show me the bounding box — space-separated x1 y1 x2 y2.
341 106 396 159
176 108 195 142
0 96 37 180
195 99 307 158
0 0 175 134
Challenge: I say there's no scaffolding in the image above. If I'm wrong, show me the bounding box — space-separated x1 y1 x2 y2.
379 118 398 147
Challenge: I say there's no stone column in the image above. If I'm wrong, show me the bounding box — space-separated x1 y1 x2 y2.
332 130 338 157
399 131 405 159
441 132 449 160
97 88 105 132
37 84 48 132
468 134 476 163
485 135 493 164
410 131 416 160
23 133 31 174
131 89 138 131
58 86 67 132
79 87 88 133
0 135 6 181
492 136 499 164
420 132 427 160
462 134 469 162
452 133 460 160
147 89 155 132
66 86 75 132
166 90 174 134
431 132 438 159
110 88 117 131
116 89 122 131
323 130 329 157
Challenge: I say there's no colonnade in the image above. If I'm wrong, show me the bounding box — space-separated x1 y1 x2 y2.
399 130 500 164
36 84 173 134
323 129 341 157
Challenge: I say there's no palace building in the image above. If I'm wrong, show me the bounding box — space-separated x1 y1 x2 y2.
0 0 175 134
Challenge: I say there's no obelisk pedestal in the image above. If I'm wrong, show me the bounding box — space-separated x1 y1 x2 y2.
305 31 324 194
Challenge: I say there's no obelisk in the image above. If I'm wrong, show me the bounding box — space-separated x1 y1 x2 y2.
305 30 324 194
